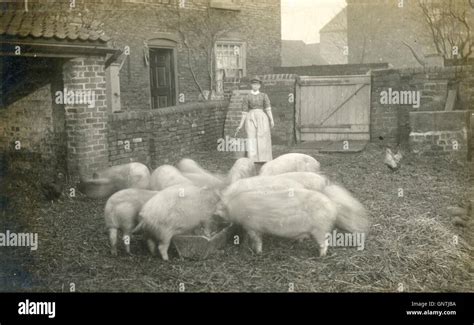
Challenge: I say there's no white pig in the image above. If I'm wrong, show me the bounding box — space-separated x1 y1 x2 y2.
181 171 226 189
226 157 257 184
104 188 158 256
137 184 219 260
176 158 209 174
214 188 338 256
274 172 329 192
149 165 192 190
259 153 321 176
322 184 369 234
78 162 151 199
177 158 226 189
220 175 305 203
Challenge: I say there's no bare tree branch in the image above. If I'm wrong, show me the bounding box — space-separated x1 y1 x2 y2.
402 41 426 67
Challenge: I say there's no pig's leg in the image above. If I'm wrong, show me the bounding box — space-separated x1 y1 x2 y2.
108 228 118 256
246 229 263 254
158 233 172 261
311 229 328 257
122 230 132 255
146 238 157 256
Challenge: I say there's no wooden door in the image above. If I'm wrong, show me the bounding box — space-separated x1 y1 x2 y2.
149 48 175 108
295 75 371 141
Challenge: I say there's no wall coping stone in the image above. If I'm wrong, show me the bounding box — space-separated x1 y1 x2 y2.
109 100 229 121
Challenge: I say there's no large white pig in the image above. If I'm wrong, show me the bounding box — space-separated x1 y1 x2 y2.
226 158 257 184
322 184 369 234
259 153 321 176
137 184 219 260
149 165 192 191
181 172 226 189
78 162 151 199
177 158 226 189
220 175 305 202
214 188 338 256
274 172 329 192
104 188 158 256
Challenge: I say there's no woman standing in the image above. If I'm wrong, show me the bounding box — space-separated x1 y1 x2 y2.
236 76 274 166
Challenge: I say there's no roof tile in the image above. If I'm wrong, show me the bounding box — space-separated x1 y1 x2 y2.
0 10 109 44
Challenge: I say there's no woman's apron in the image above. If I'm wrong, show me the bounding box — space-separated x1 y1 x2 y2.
245 108 273 163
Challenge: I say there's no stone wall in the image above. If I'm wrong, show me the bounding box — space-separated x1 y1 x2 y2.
370 65 474 148
409 111 470 157
107 100 228 171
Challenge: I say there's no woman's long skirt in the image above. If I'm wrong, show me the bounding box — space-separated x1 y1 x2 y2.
245 109 273 163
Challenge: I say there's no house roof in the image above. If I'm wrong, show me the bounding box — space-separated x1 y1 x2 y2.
320 7 347 33
0 10 110 43
281 40 328 66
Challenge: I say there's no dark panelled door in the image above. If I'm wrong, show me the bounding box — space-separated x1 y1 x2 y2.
149 48 175 108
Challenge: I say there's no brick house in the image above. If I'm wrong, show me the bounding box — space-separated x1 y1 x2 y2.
346 0 473 68
281 40 327 66
0 0 282 177
319 7 347 65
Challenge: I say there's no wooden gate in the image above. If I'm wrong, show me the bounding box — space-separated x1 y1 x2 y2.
295 75 371 142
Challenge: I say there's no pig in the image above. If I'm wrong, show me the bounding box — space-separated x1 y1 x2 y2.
176 158 209 174
78 162 151 199
220 175 305 203
104 188 158 256
322 184 370 234
177 158 226 189
137 184 220 260
274 172 329 192
259 153 321 176
181 171 226 189
226 157 257 184
214 187 338 256
149 165 192 191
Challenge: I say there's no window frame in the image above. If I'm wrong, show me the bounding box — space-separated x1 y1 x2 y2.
214 40 247 92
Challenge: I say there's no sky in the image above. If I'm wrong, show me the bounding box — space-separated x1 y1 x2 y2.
281 0 346 44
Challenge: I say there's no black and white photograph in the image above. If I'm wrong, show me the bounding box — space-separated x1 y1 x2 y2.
0 0 473 321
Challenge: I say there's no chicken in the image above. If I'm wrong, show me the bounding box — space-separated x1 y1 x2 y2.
41 172 64 203
384 148 402 171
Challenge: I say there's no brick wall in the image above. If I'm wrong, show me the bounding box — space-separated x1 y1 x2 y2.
62 56 109 177
86 0 281 110
274 63 388 76
108 100 228 170
0 58 66 173
409 111 470 157
370 65 474 151
224 74 297 146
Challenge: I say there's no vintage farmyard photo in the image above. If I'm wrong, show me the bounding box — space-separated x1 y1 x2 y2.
0 0 473 311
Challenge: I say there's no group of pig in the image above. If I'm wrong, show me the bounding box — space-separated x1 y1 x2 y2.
79 153 369 260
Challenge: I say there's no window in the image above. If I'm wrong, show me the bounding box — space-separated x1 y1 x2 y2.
215 41 246 93
210 0 240 11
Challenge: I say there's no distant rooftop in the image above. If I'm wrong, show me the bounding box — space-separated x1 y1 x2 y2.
320 7 347 33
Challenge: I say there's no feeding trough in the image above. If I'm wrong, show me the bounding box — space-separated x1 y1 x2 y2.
172 222 233 260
